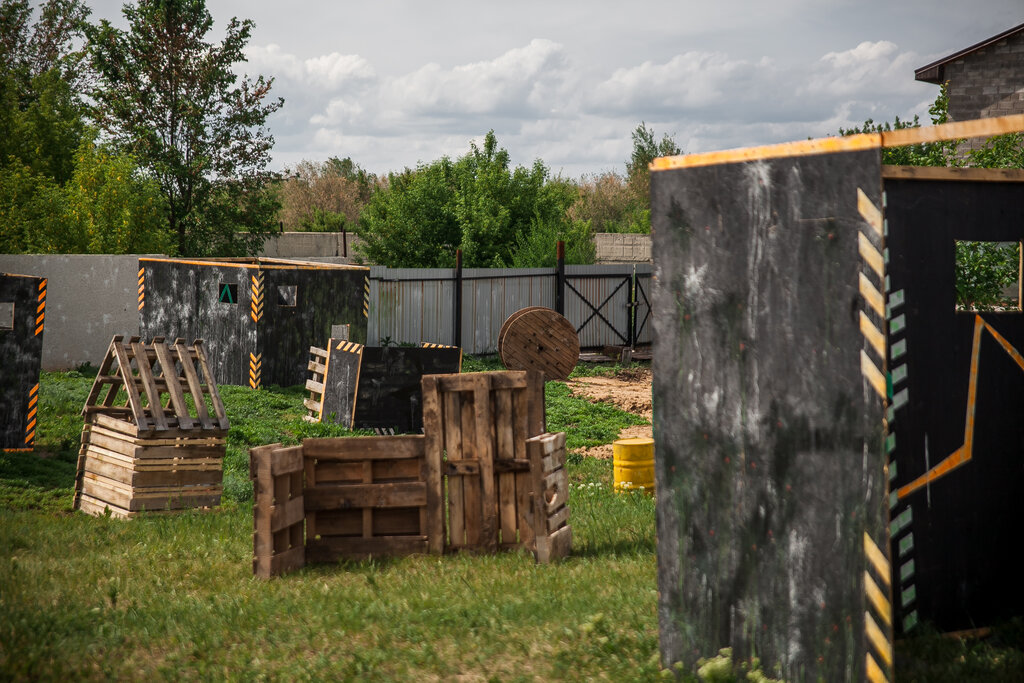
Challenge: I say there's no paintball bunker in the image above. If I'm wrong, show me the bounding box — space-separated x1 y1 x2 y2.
650 114 1024 680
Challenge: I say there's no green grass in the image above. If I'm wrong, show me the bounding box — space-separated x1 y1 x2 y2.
2 361 1019 681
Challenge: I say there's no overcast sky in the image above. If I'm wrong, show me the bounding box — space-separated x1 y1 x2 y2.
84 1 1023 179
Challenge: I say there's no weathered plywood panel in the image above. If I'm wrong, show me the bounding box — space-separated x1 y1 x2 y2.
651 149 890 680
884 178 1024 634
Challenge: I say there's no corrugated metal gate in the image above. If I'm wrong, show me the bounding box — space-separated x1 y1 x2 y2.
366 264 652 355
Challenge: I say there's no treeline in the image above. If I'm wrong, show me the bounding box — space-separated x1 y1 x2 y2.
279 125 679 268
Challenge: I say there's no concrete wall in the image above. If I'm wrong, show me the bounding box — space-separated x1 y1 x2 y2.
260 231 363 261
593 232 651 263
0 254 157 370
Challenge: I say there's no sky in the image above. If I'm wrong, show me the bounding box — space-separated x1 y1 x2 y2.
83 1 1024 179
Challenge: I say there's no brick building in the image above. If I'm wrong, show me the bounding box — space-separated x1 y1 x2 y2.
915 22 1024 135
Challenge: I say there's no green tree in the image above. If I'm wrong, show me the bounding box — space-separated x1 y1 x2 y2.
357 131 586 268
87 0 283 256
626 121 681 205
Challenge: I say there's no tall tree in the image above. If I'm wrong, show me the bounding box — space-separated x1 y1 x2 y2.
87 0 283 256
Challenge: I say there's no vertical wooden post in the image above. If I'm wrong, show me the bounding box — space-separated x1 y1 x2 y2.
421 376 446 554
555 241 565 315
454 249 463 348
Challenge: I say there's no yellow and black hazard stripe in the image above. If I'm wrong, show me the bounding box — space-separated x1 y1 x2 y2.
249 352 262 390
137 267 146 311
335 340 363 353
857 187 896 681
250 272 265 323
24 382 39 447
35 279 46 336
362 276 370 318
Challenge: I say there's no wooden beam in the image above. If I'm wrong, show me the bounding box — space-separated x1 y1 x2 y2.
882 166 1024 183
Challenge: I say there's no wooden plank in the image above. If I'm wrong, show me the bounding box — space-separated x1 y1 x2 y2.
302 435 425 461
77 493 133 519
305 378 325 394
372 458 421 482
193 340 229 431
312 509 361 537
526 370 545 436
361 460 374 538
306 536 428 562
881 165 1024 183
460 389 480 547
82 337 121 412
495 388 517 545
152 341 194 431
131 340 169 431
304 482 428 510
264 544 305 579
269 445 304 476
314 461 364 484
446 460 481 476
538 524 572 564
175 340 214 430
420 374 445 554
270 495 305 534
444 387 465 548
515 468 534 549
544 466 569 512
308 359 327 374
111 340 149 431
547 505 570 533
133 444 226 461
83 457 222 488
473 374 498 551
303 397 322 413
881 113 1024 148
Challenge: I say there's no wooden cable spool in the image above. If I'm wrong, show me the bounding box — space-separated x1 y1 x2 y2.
498 307 580 381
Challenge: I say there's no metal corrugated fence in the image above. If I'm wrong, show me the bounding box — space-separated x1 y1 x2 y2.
367 264 652 354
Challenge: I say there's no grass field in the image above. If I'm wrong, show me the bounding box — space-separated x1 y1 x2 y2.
1 360 1021 681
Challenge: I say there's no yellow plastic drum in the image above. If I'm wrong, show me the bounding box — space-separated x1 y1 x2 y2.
613 437 655 494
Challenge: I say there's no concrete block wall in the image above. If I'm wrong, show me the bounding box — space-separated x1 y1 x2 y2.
593 232 651 263
944 30 1024 152
260 231 363 261
0 254 157 370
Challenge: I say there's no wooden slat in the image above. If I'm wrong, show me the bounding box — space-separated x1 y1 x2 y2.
82 336 120 412
175 340 214 430
472 374 498 551
270 496 305 534
270 445 304 476
306 536 428 562
302 435 425 461
305 379 325 394
304 482 427 510
420 376 445 554
495 388 517 545
881 113 1024 148
881 165 1024 183
444 387 465 548
526 370 545 436
131 340 169 431
460 389 481 547
153 341 194 430
193 341 229 430
111 340 150 431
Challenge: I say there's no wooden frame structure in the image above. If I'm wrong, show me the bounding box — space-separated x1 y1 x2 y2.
251 371 569 578
74 336 229 518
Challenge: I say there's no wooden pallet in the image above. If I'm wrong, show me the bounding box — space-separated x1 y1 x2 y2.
525 432 572 562
304 435 432 562
74 336 229 518
303 345 329 422
421 370 566 560
250 443 305 579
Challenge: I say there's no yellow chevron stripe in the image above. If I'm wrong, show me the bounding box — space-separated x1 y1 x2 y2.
860 311 886 359
859 273 885 317
864 532 891 587
857 188 883 237
861 350 887 400
859 232 884 278
24 429 34 445
864 612 893 668
865 653 889 683
35 325 43 336
36 300 45 314
249 352 262 389
864 571 892 626
38 280 46 291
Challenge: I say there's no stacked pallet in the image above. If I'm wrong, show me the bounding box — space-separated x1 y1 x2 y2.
74 336 229 519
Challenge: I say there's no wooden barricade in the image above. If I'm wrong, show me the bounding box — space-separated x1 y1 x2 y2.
420 371 560 557
75 336 229 518
526 432 572 563
250 444 305 579
304 435 432 562
302 345 329 423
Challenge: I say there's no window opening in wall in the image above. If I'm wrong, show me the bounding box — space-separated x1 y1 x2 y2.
955 240 1022 312
277 284 297 307
218 283 238 304
0 302 13 330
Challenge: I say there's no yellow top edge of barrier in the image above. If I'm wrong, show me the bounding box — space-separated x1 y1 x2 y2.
651 113 1024 171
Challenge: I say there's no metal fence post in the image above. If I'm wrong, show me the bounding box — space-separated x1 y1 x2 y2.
454 249 463 348
555 241 565 315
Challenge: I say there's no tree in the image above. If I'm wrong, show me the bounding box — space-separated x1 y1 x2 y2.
87 0 283 256
357 131 586 268
277 157 375 231
626 121 681 204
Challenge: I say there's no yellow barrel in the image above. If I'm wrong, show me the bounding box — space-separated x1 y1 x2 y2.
613 437 655 494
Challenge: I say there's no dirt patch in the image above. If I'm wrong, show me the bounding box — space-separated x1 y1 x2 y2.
567 367 653 459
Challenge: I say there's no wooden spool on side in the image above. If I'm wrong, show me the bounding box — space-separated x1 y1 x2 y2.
498 308 580 381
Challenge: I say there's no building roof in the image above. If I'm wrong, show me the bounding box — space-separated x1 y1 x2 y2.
915 22 1024 84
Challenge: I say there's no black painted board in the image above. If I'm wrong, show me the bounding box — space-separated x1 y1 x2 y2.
351 347 462 434
0 273 45 450
139 259 369 387
884 178 1024 635
319 339 363 427
651 150 889 680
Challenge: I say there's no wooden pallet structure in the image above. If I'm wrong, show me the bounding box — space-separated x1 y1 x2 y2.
74 336 229 519
251 370 571 577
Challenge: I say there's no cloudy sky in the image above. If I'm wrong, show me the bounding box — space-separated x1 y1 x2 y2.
85 1 1023 179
